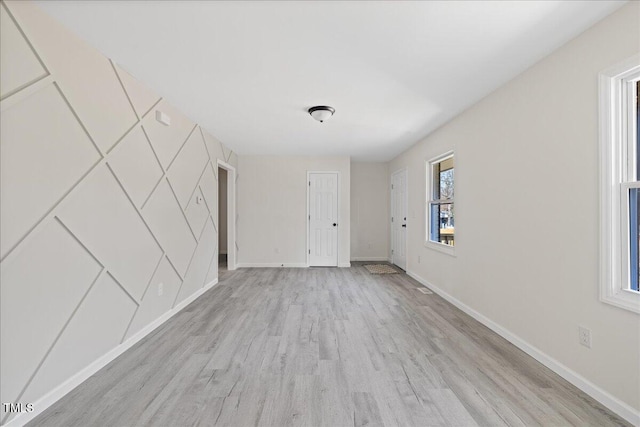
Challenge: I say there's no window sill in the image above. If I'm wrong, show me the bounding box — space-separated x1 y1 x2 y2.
425 241 456 257
600 288 640 314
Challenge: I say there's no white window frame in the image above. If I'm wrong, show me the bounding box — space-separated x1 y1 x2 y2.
425 151 455 256
599 54 640 313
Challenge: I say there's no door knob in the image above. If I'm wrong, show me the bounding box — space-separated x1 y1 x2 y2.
333 223 337 227
402 224 406 228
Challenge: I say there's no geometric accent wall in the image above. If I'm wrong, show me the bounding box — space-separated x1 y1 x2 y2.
0 2 237 424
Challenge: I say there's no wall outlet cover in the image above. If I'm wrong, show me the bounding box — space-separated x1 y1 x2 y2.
578 326 592 348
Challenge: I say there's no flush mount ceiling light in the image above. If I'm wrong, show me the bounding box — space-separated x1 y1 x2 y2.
308 106 335 123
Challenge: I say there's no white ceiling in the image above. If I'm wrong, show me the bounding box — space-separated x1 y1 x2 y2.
35 1 625 161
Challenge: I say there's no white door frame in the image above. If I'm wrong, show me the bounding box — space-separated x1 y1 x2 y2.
391 167 408 270
217 160 236 271
307 171 340 267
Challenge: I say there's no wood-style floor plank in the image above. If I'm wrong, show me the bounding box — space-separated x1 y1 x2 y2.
28 264 631 427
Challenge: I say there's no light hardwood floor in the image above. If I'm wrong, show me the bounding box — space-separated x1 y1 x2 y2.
30 264 630 426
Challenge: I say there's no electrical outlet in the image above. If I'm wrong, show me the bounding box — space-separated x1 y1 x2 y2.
158 282 164 297
578 326 591 348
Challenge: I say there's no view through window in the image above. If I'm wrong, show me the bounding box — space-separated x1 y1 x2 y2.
428 155 454 246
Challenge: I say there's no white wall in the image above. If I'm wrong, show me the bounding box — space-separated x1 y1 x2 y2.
0 1 237 424
237 156 350 267
389 2 640 419
350 162 389 261
218 168 228 255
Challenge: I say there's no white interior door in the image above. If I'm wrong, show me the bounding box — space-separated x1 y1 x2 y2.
308 172 338 267
391 169 407 270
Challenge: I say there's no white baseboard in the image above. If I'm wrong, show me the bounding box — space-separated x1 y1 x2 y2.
236 262 352 268
3 279 219 427
235 262 308 268
350 257 389 262
406 270 640 426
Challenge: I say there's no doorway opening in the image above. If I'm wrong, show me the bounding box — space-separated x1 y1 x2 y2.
218 167 228 271
217 160 236 271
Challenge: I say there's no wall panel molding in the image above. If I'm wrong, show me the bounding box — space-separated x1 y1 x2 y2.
0 220 103 425
0 1 48 100
3 278 219 427
0 2 238 424
0 81 102 261
112 62 161 120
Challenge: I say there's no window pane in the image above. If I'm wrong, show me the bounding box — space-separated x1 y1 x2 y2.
430 202 454 246
630 188 640 292
636 81 639 179
430 203 439 242
440 168 454 200
634 83 640 291
433 156 453 200
433 163 441 199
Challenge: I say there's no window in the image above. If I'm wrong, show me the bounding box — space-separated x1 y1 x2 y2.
599 55 640 313
427 152 454 249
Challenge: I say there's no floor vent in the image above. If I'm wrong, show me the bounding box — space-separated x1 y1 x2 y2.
416 287 433 295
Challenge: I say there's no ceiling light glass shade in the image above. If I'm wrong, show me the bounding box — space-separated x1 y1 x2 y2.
308 106 335 122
